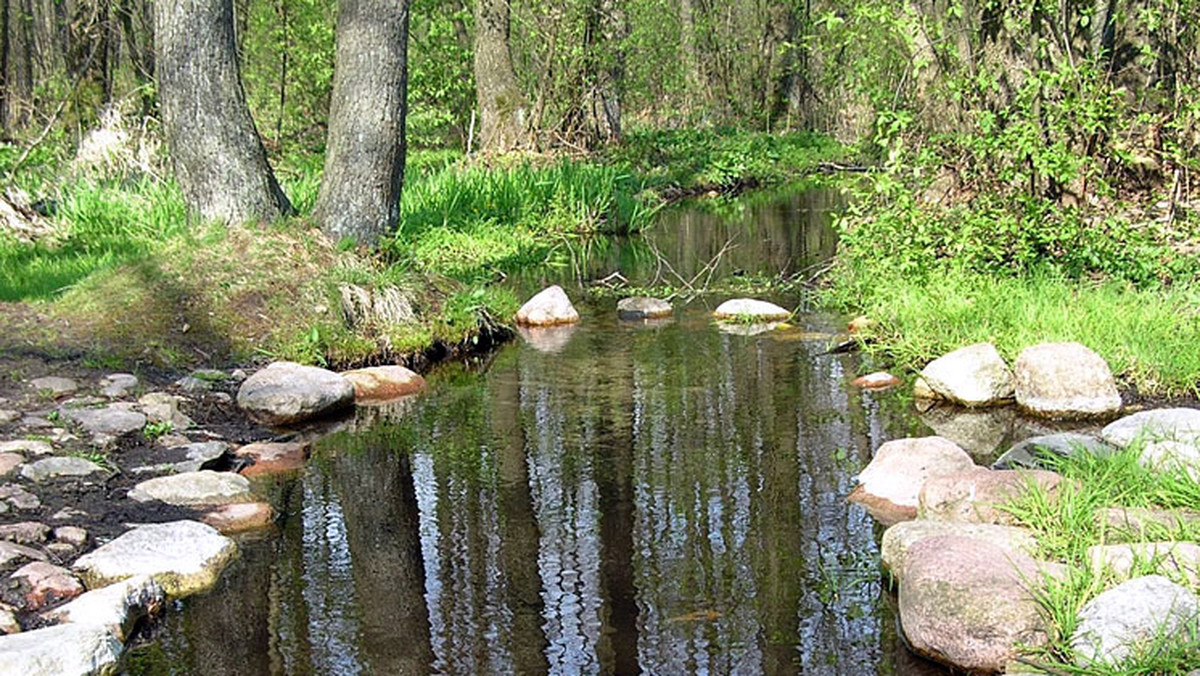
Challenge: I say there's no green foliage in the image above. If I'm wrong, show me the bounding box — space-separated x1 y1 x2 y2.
143 420 175 440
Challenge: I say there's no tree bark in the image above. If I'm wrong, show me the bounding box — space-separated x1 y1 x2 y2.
582 0 625 145
313 0 410 245
473 0 528 152
678 0 703 111
156 0 291 223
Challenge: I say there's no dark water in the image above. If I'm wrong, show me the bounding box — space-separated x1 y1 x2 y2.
126 188 962 675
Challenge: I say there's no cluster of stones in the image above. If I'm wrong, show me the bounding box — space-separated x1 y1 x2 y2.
0 360 431 673
851 407 1200 673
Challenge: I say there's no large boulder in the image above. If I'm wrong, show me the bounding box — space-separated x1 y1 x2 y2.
712 298 791 322
918 467 1064 525
1101 408 1200 476
236 362 355 426
1013 342 1121 419
919 343 1014 407
992 433 1115 470
880 520 1038 575
1088 542 1200 586
848 437 976 524
341 365 426 401
1070 575 1200 669
42 574 164 641
514 285 580 326
73 520 237 597
900 535 1065 673
0 622 123 676
126 470 254 507
617 296 672 320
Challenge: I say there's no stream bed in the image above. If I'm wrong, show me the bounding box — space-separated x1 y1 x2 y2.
125 188 973 675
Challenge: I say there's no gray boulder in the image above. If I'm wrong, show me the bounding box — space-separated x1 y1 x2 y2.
1014 342 1121 419
127 470 253 507
617 296 672 320
99 374 138 399
992 433 1114 470
1102 408 1200 477
514 285 580 326
848 437 976 524
72 520 238 597
0 622 122 676
236 362 355 426
1071 575 1200 668
20 456 106 482
30 376 78 397
712 298 791 322
42 574 164 641
62 406 146 438
919 343 1014 407
900 535 1065 673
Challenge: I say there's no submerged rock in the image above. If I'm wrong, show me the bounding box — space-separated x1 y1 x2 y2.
919 343 1014 407
1013 342 1121 419
73 520 238 597
712 298 791 322
515 285 580 326
880 520 1038 575
852 372 900 390
1071 575 1200 669
127 470 253 507
236 362 355 426
992 432 1114 470
848 437 976 524
900 535 1065 673
0 622 123 676
341 365 426 401
616 296 672 320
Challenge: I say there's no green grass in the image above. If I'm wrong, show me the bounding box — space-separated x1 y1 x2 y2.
825 267 1200 396
1001 447 1200 673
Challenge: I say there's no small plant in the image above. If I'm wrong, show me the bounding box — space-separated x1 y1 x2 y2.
143 420 174 440
46 410 63 423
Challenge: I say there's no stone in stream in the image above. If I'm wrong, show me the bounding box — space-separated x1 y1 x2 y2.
515 285 580 326
341 365 426 401
236 362 355 426
127 470 254 507
1013 342 1121 419
42 575 164 641
852 372 900 390
1101 408 1200 477
616 296 672 320
20 456 107 482
900 535 1066 673
879 520 1038 575
711 298 791 322
9 561 84 610
73 520 238 597
991 432 1115 470
99 373 139 398
30 376 79 397
1088 541 1200 586
0 622 124 676
62 405 147 438
200 502 275 534
235 442 308 478
1070 575 1200 669
848 436 976 524
918 343 1015 407
918 467 1065 526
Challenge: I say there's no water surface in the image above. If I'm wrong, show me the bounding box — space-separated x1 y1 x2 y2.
127 188 957 675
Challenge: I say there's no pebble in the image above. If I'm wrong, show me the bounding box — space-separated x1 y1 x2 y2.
0 522 49 545
53 526 88 548
0 454 22 479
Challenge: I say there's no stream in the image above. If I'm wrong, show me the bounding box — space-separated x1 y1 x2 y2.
125 187 965 675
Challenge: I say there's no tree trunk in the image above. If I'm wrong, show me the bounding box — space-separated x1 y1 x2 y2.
156 0 291 223
473 0 528 152
313 0 410 245
771 0 810 128
582 0 624 145
678 0 703 111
